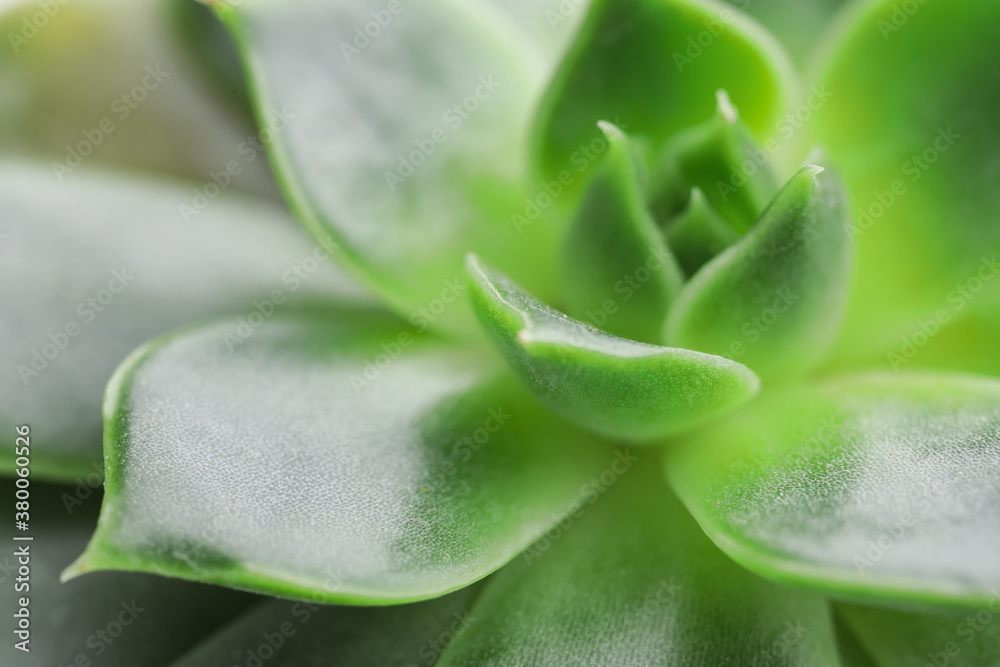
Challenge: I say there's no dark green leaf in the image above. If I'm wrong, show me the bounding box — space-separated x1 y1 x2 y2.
435 463 841 666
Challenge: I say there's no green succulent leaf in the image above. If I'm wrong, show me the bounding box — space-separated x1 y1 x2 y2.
435 464 841 666
666 163 852 379
559 121 684 344
832 612 880 667
68 308 612 604
1 481 254 666
651 90 779 235
171 587 480 667
533 0 797 181
668 372 1000 610
212 0 566 335
467 255 760 442
725 0 849 65
813 0 1000 367
0 161 360 481
664 187 740 277
838 602 1000 667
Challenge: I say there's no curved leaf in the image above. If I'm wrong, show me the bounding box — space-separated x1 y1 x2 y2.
66 309 612 604
559 121 684 344
664 187 740 277
534 0 797 180
0 160 362 481
171 587 480 667
812 0 1000 367
725 0 849 65
1 480 254 666
838 601 1000 667
666 164 852 379
468 255 759 442
213 0 566 335
435 464 840 666
668 372 1000 609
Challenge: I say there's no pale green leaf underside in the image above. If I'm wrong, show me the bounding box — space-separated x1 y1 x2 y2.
213 0 569 335
468 255 759 442
0 160 361 481
668 373 1000 609
436 464 840 666
666 164 851 379
69 309 612 604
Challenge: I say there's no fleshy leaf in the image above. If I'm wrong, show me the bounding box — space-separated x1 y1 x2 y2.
435 464 840 666
668 372 1000 609
171 587 480 666
559 121 684 343
666 163 851 379
0 160 362 481
212 0 566 334
651 90 779 235
1 480 254 666
838 602 1000 667
665 187 740 277
725 0 849 65
67 308 612 604
812 1 1000 367
534 0 796 180
467 255 759 442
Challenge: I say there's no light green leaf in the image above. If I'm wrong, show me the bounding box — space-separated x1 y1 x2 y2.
66 309 612 604
213 0 567 335
533 0 797 181
0 0 274 193
0 161 362 481
170 587 480 667
668 372 1000 609
1 480 254 666
650 90 779 235
664 187 740 277
838 602 1000 667
467 255 759 442
812 0 1000 368
559 121 684 344
725 0 849 65
435 464 841 666
666 164 852 379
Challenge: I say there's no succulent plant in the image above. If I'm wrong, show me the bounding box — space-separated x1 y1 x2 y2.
3 0 1000 664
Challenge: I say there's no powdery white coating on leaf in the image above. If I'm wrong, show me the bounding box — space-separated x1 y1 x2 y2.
670 373 1000 607
77 314 611 603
